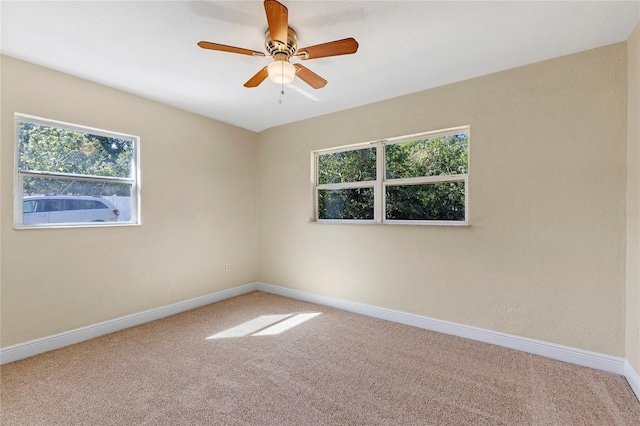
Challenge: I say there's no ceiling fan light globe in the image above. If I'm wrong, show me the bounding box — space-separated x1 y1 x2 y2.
267 60 296 85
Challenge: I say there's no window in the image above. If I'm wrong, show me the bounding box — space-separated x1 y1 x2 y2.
311 126 469 225
316 146 376 220
14 114 140 228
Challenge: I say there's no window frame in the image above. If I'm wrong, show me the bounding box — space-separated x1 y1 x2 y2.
311 142 378 224
13 113 141 229
310 126 469 226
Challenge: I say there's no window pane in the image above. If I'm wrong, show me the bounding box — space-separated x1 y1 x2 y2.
386 182 465 221
23 200 36 213
318 147 376 184
18 121 134 178
385 133 468 179
23 176 133 224
318 188 374 220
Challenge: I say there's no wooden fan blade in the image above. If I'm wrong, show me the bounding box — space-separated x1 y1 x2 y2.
264 0 288 44
297 38 359 60
244 67 269 88
294 64 327 89
198 41 265 57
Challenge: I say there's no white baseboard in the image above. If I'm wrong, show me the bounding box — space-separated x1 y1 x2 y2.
2 280 638 402
0 282 259 365
625 360 640 401
255 283 628 377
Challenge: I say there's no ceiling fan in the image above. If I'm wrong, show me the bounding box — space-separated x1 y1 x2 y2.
197 0 359 90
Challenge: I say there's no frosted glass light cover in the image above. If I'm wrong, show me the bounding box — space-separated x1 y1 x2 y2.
267 60 296 85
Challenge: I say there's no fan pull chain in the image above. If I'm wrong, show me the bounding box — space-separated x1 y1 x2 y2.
278 61 285 104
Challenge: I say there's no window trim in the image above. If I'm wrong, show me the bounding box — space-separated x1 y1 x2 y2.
311 126 470 226
13 113 141 229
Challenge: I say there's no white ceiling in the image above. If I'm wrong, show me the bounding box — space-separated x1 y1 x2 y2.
2 1 639 133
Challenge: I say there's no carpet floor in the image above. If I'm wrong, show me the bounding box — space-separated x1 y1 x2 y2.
1 291 639 425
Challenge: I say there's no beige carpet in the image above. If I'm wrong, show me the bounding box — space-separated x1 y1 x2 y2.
1 291 639 425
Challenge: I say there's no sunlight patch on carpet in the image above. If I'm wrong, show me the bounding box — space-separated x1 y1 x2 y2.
206 313 322 339
253 313 322 336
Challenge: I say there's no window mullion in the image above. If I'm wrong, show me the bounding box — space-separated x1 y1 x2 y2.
385 174 467 186
316 181 376 190
19 170 134 184
376 141 385 223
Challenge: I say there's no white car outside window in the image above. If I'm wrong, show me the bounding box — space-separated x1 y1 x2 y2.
23 195 120 224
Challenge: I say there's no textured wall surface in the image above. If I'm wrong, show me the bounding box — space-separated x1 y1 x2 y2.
0 56 259 347
1 42 633 360
257 43 628 356
627 22 640 372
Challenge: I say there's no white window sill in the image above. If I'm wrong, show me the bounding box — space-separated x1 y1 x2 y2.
308 220 470 227
14 222 141 230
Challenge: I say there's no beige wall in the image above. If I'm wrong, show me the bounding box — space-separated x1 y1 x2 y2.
257 43 628 356
628 22 640 372
0 56 258 347
1 41 634 361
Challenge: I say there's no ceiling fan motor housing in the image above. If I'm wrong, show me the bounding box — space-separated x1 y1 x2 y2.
265 27 297 59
